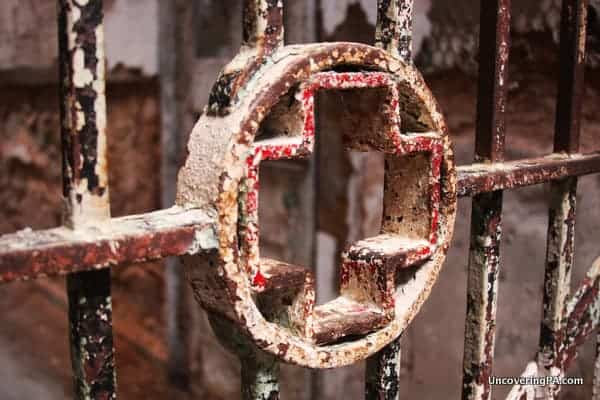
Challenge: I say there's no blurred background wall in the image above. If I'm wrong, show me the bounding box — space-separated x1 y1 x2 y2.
1 1 600 399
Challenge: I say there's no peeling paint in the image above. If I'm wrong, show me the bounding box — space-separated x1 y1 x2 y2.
177 41 457 368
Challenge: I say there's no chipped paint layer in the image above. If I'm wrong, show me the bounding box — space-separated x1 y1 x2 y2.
537 177 577 399
462 2 511 399
365 335 402 399
57 1 118 397
177 41 458 368
58 0 110 228
457 152 600 197
0 207 214 283
376 0 413 61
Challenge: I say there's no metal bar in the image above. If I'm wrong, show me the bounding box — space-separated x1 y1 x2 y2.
3 152 600 283
365 336 402 400
508 260 600 399
241 352 280 400
376 0 413 61
559 259 600 368
456 152 600 197
538 178 577 380
0 207 215 283
243 0 284 53
594 333 600 400
473 0 511 164
57 0 116 397
159 0 192 389
537 2 588 396
554 0 588 154
238 7 285 393
462 191 504 400
365 3 413 398
462 1 511 400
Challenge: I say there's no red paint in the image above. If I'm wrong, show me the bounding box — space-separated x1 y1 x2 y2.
253 270 267 288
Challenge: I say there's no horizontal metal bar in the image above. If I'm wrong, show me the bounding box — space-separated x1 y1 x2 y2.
457 152 600 197
0 206 216 283
2 153 599 284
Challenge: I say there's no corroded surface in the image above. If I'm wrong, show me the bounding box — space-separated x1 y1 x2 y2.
365 336 402 400
57 1 117 398
456 152 600 197
177 42 457 368
58 0 110 227
507 258 600 399
0 207 215 283
462 2 511 399
375 0 413 60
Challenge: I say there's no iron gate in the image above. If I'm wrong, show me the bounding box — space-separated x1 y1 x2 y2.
1 0 599 399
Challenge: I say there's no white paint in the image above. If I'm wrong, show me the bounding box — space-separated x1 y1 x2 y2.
72 48 94 87
104 0 159 75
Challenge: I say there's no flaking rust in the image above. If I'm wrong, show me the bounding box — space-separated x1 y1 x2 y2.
506 257 600 399
376 0 413 61
176 40 457 368
58 1 117 398
58 0 110 228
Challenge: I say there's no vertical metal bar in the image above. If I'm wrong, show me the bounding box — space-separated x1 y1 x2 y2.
243 0 284 53
241 352 280 400
57 0 117 398
365 3 412 399
554 0 588 154
461 1 511 400
366 335 402 400
594 333 600 400
538 0 587 394
239 2 284 396
159 0 191 390
376 0 413 61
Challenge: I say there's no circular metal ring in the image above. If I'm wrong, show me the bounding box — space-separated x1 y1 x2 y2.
177 42 457 368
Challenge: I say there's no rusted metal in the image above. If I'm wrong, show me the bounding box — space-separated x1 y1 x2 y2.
558 257 600 371
57 0 117 397
555 0 588 154
462 191 503 400
208 0 284 117
66 269 116 400
0 207 215 283
538 178 577 399
243 0 284 53
209 314 280 400
367 3 413 394
473 0 511 164
236 4 285 392
528 1 589 398
376 0 413 61
456 152 600 197
507 259 600 399
462 1 511 399
594 333 600 400
2 153 599 283
178 41 457 368
365 335 402 400
241 352 280 400
58 1 110 226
